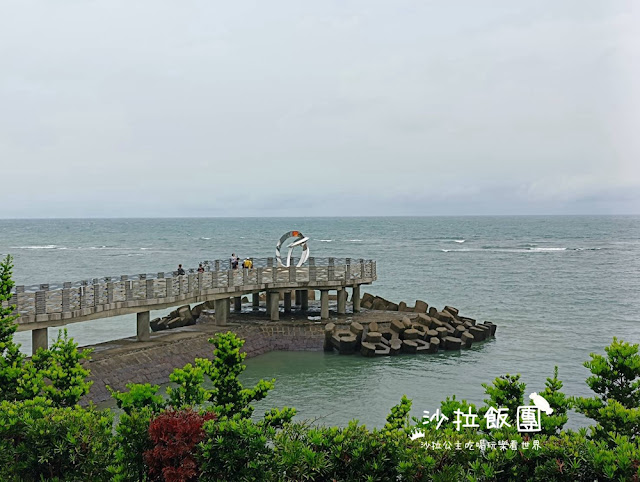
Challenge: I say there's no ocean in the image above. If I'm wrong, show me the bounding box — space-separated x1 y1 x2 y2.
1 216 639 428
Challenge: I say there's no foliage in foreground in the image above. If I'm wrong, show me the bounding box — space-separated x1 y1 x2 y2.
0 254 639 480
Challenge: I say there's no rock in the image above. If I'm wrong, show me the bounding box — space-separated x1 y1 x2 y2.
483 321 497 336
365 331 383 344
362 292 375 304
361 341 377 357
398 301 408 312
469 326 486 341
332 333 357 354
443 323 455 335
374 345 391 356
417 314 433 328
241 296 249 303
198 309 216 324
431 319 444 329
454 326 467 337
412 323 427 334
426 329 438 338
463 321 473 329
437 311 456 324
427 340 438 353
444 306 459 317
191 303 207 318
401 339 418 354
390 319 405 334
459 316 476 325
402 328 420 340
444 336 462 350
461 331 474 348
362 299 373 309
387 302 399 311
167 317 185 329
436 327 449 340
150 317 162 331
372 298 387 310
415 339 431 353
414 300 429 313
350 322 364 343
177 305 195 326
401 316 412 329
323 323 335 351
380 329 394 341
389 339 402 355
307 290 316 300
369 321 379 333
428 306 438 317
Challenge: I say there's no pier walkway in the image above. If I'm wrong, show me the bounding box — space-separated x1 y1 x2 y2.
4 257 376 351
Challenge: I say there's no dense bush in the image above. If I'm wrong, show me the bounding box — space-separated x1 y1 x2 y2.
0 397 114 481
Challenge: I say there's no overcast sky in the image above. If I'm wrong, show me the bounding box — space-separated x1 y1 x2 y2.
1 1 638 217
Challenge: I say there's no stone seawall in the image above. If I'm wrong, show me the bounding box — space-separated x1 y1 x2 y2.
83 322 324 405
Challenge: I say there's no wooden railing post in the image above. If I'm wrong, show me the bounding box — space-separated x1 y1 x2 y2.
289 264 296 282
257 267 263 285
106 278 114 304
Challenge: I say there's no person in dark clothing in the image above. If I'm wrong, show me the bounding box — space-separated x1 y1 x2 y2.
197 263 205 273
177 264 186 275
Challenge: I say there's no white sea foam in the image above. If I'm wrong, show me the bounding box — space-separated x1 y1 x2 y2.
199 237 211 240
346 239 363 242
12 245 60 250
317 239 333 242
528 247 567 252
453 239 465 243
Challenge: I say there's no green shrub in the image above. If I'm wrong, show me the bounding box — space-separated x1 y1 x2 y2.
575 337 640 444
0 397 115 481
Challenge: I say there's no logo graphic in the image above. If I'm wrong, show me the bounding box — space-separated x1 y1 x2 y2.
529 392 553 415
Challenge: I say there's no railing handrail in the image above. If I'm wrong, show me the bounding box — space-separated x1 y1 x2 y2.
10 257 373 294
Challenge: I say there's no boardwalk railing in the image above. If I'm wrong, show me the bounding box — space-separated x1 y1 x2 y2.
4 258 376 323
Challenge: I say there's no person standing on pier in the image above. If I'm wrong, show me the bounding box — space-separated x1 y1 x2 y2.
230 253 239 270
197 263 205 273
243 258 253 269
177 264 185 275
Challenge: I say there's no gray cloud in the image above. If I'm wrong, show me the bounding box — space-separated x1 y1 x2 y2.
0 0 638 217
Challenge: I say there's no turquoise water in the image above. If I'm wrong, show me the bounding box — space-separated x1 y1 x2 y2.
1 216 639 427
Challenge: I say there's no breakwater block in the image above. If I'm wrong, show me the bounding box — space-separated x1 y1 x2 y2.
324 296 496 357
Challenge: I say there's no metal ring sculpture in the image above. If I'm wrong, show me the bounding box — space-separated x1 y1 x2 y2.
276 230 310 267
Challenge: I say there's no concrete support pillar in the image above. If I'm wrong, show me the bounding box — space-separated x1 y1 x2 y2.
32 328 48 352
215 298 228 326
234 296 242 312
252 292 260 309
295 290 301 306
352 285 361 313
320 290 329 320
301 290 309 311
337 288 347 315
136 311 151 342
268 291 280 321
284 291 292 313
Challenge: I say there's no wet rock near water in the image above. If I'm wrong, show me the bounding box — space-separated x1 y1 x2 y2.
324 296 497 357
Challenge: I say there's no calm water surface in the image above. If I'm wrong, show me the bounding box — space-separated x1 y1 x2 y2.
1 216 638 427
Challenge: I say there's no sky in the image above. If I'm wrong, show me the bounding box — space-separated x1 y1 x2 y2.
0 0 638 217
